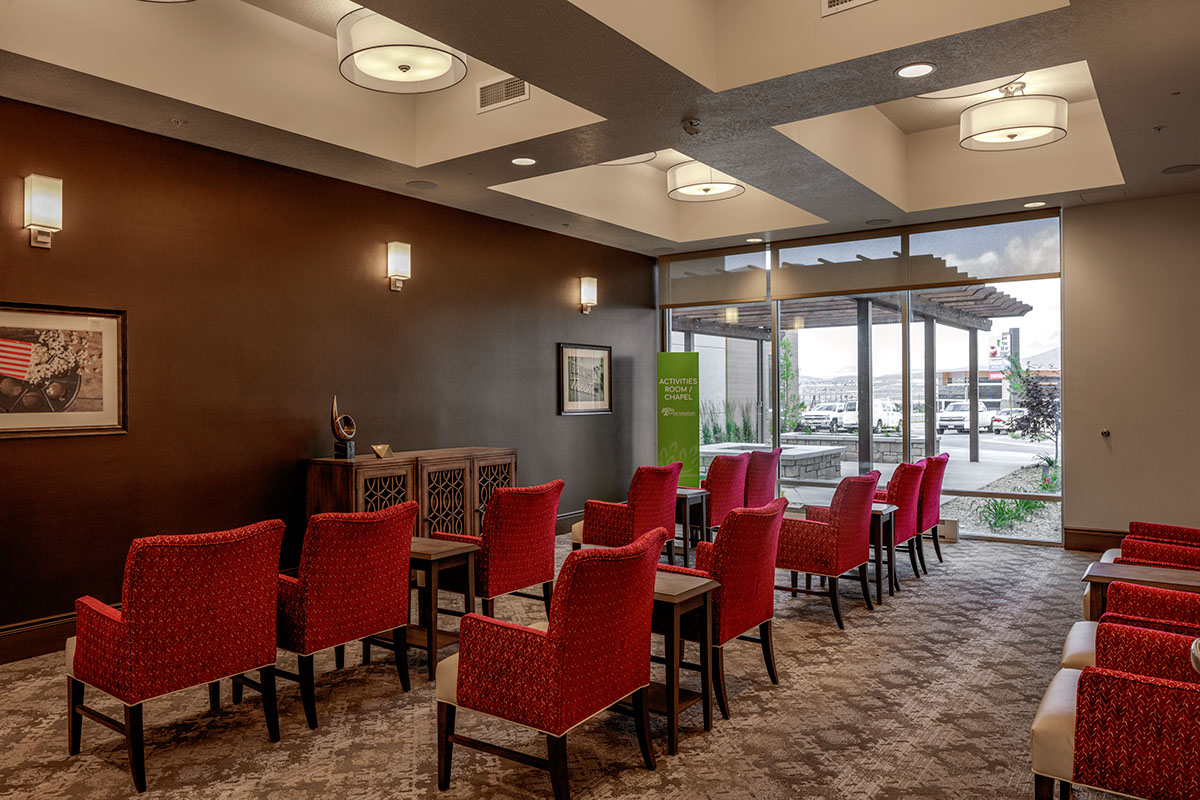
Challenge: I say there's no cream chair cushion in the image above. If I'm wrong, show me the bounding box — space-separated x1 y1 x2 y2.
1030 668 1081 782
436 621 550 708
1060 621 1098 669
571 520 584 544
65 636 76 677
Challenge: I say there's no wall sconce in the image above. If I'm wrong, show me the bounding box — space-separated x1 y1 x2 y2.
24 174 63 249
580 276 597 314
387 241 411 291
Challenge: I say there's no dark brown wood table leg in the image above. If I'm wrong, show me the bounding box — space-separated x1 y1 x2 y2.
681 499 692 569
426 564 439 681
666 606 681 756
1086 582 1106 621
700 593 712 732
886 525 897 597
870 518 884 605
463 554 476 616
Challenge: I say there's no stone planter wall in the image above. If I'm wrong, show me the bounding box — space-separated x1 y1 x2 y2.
701 442 845 480
780 433 942 464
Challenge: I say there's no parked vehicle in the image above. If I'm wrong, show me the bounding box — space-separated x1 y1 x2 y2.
937 401 992 433
842 399 902 433
802 402 845 431
991 407 1028 432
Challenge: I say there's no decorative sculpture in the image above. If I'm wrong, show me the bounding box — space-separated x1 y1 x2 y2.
371 444 394 459
331 395 356 459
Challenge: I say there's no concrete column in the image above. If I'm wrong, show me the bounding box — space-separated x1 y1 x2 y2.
857 299 873 475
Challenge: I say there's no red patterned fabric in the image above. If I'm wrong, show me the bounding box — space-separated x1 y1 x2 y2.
658 498 787 646
744 448 782 509
1098 612 1200 639
1127 521 1200 548
805 505 831 524
455 528 670 736
73 520 285 705
433 480 563 599
701 453 749 528
581 462 681 548
1116 538 1200 571
876 460 926 546
776 472 880 578
1107 581 1200 624
915 453 948 533
276 503 419 655
1094 623 1200 685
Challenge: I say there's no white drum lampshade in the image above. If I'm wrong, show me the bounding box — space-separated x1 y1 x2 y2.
336 9 467 94
960 93 1068 151
666 161 746 202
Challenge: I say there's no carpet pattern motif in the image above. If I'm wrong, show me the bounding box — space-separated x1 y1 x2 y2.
0 539 1120 799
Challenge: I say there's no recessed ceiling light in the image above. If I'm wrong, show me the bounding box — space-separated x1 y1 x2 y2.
746 237 764 243
866 219 892 226
511 157 537 166
1162 164 1200 175
406 180 438 190
895 62 936 79
1023 201 1047 208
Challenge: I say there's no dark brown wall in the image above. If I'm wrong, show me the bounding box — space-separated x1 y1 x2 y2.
0 98 657 632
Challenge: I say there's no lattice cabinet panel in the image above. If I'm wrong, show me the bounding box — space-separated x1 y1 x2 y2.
361 472 408 512
474 458 517 518
423 463 469 536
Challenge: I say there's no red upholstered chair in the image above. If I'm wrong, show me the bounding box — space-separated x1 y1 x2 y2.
432 480 565 618
1062 582 1200 670
1030 622 1200 799
1126 521 1200 548
911 452 949 569
868 460 926 590
1115 538 1200 571
658 497 788 718
775 472 880 629
700 452 749 530
571 462 681 556
273 502 419 729
744 448 782 508
67 520 286 792
435 528 671 800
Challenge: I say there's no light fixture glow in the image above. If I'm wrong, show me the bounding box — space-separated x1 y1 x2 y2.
337 9 466 94
724 307 739 324
511 157 537 166
960 83 1068 151
746 237 764 243
387 241 411 291
666 161 745 202
896 62 936 79
24 174 62 249
1023 201 1047 208
580 277 597 314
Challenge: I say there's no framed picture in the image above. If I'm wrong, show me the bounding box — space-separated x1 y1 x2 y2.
557 343 612 415
0 303 127 439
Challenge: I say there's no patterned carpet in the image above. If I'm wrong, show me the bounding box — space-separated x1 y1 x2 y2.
0 539 1115 799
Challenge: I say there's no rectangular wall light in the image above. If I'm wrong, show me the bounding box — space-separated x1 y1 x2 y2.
580 276 597 314
387 241 411 291
24 174 63 249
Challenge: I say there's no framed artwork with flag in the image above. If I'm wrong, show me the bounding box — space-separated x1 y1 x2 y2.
0 303 126 439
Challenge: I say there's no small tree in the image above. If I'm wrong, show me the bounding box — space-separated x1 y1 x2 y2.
1005 355 1061 470
777 336 807 433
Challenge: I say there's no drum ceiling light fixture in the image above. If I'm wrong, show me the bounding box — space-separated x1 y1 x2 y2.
666 161 745 202
959 81 1067 151
337 9 467 94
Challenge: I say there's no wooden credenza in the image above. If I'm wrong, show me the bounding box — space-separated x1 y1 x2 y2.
306 447 517 537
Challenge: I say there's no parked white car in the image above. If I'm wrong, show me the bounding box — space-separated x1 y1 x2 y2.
842 399 902 433
802 402 845 431
938 401 993 433
991 407 1028 432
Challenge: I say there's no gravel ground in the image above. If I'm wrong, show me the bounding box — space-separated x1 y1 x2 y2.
943 465 1062 542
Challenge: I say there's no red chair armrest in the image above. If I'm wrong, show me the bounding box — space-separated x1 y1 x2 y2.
432 532 483 546
1106 581 1200 624
1119 538 1200 567
805 505 831 524
582 500 634 546
455 614 557 727
656 563 710 580
1098 612 1200 639
73 596 127 678
694 541 715 573
873 489 889 502
776 518 835 572
1129 521 1200 546
1095 623 1200 683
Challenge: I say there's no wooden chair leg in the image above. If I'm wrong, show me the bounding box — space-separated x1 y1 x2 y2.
759 620 778 685
334 645 345 670
712 645 730 720
1058 779 1071 799
298 654 318 730
125 703 146 793
916 535 928 575
542 581 553 618
805 573 812 591
547 734 571 800
67 677 83 756
790 571 798 596
260 665 280 743
481 597 495 618
632 685 656 770
908 540 922 579
858 563 874 611
208 681 221 712
931 528 944 562
829 576 844 630
665 540 677 566
393 626 411 693
437 702 455 790
570 542 581 552
1034 774 1055 800
232 674 244 704
362 639 372 665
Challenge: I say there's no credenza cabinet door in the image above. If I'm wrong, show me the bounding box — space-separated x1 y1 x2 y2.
419 457 473 538
472 453 517 521
356 463 415 513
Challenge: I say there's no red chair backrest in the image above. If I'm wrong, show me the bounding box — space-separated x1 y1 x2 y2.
887 460 927 544
702 453 750 527
297 502 419 643
549 527 671 728
479 480 565 596
706 497 788 645
829 471 881 565
745 448 782 508
628 462 682 536
122 519 285 693
917 453 949 533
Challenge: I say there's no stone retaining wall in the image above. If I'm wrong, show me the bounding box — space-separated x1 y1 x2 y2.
780 433 942 464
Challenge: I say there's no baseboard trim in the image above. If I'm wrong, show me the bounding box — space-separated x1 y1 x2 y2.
556 509 583 536
1063 527 1125 553
0 611 77 665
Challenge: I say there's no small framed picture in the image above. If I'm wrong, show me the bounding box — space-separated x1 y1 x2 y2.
0 302 127 439
558 343 612 415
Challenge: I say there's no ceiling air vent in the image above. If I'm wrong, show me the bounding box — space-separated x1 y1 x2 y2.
822 0 880 17
476 76 530 114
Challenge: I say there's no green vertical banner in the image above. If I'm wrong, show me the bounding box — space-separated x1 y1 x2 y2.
657 352 700 487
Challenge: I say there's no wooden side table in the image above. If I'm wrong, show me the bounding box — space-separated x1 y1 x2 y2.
408 538 478 681
649 570 717 755
675 488 710 569
1082 562 1200 621
871 503 899 603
